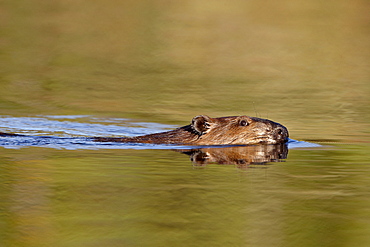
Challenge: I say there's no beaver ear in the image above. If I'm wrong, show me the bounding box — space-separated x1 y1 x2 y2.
191 115 211 134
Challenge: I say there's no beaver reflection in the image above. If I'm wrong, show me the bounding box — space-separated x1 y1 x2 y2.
179 144 288 168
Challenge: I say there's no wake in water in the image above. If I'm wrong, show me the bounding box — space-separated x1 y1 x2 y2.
0 115 320 150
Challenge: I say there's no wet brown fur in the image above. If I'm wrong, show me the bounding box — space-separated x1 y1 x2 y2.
94 115 289 145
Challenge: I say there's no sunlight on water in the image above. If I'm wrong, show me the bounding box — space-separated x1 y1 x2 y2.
0 0 369 246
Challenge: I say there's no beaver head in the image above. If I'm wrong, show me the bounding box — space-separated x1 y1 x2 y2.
189 115 289 145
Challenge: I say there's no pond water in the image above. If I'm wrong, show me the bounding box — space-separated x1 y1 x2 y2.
1 0 369 247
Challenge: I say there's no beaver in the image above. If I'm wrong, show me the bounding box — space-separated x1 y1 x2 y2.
94 115 289 145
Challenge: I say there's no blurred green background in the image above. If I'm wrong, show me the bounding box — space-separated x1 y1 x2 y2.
0 1 369 247
1 0 369 141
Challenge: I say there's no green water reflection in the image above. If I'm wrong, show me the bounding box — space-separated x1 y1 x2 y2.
1 0 369 141
1 146 370 247
0 0 369 246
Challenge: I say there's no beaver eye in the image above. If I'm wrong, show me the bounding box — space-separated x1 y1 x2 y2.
239 120 248 126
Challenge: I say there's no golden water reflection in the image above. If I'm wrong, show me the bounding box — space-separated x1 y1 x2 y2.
1 0 369 246
179 144 288 168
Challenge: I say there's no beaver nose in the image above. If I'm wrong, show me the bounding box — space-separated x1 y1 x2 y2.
275 126 289 142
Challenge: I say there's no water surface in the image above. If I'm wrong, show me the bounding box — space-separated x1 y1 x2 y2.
0 0 369 246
